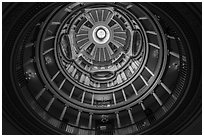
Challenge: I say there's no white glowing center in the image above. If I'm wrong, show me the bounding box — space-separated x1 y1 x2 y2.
92 26 110 44
97 29 106 38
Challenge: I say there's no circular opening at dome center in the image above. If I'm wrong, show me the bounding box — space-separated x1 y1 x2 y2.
92 26 110 44
97 29 106 39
